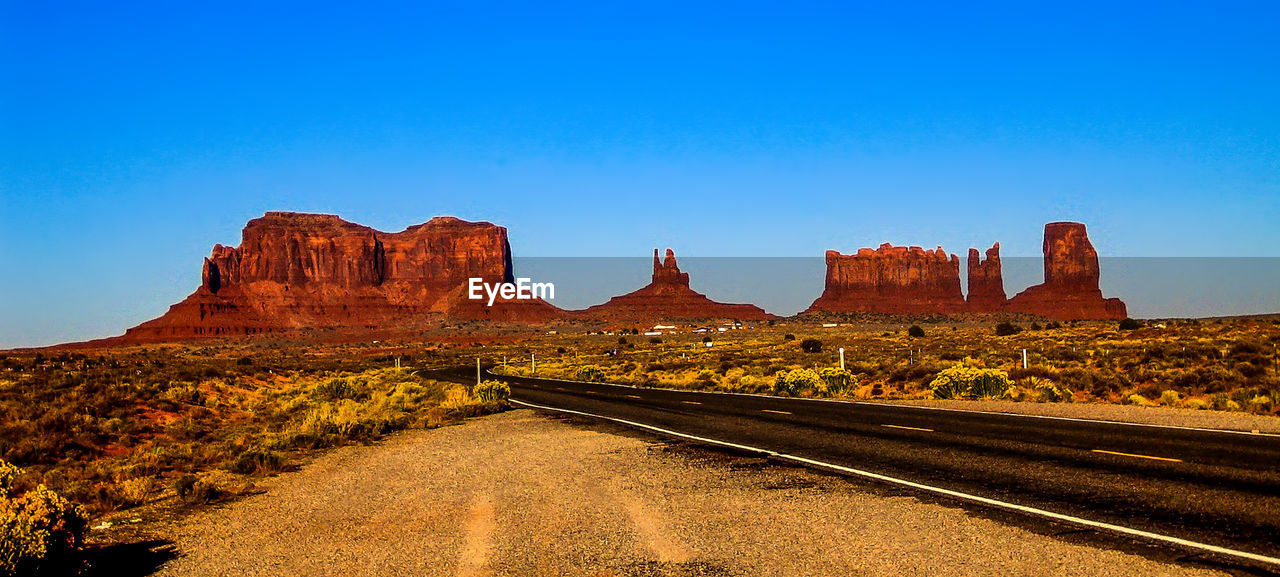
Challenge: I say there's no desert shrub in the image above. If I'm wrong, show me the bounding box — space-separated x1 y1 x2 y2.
1028 378 1072 403
1030 322 1042 331
929 365 1011 399
1247 395 1274 413
783 334 795 341
173 475 220 505
817 368 856 395
229 448 284 475
649 337 663 344
0 459 88 576
1184 398 1209 410
773 369 821 396
574 366 604 382
1160 390 1182 407
473 380 510 403
995 322 1022 336
800 339 823 353
314 377 360 401
1126 394 1157 407
1119 318 1143 331
907 325 925 338
617 337 628 345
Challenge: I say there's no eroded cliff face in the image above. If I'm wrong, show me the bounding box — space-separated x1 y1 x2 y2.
1007 222 1127 320
966 243 1006 312
805 244 967 314
806 223 1126 319
120 212 560 342
579 249 772 322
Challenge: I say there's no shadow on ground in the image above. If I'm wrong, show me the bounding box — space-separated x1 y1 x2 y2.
78 539 178 576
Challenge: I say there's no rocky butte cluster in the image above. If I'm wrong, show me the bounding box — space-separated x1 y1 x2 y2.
578 249 773 322
120 212 561 343
805 222 1127 320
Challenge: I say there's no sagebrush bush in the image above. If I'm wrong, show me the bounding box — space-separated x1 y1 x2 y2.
800 339 822 353
929 365 1011 399
773 369 821 396
0 459 87 576
473 380 510 403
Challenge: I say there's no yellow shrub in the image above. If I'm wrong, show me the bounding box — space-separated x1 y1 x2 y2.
0 460 87 576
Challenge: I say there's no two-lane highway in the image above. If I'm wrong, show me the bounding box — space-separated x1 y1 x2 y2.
435 367 1280 569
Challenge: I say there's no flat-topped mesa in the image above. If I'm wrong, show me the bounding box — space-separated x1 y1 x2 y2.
805 244 967 314
966 243 1007 312
579 248 772 321
119 212 561 343
1007 222 1127 320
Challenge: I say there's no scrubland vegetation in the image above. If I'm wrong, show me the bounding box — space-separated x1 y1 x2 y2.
0 348 508 571
495 317 1280 415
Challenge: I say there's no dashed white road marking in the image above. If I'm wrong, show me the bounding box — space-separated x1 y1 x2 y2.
681 401 702 405
511 399 1280 568
761 409 792 415
625 394 643 400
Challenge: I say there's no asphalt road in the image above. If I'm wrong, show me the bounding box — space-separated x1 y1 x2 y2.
434 367 1280 570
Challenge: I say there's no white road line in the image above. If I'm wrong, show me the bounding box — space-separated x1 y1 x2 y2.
761 409 792 415
681 401 702 405
510 399 1280 568
625 395 643 400
490 370 1280 438
1091 449 1183 463
883 424 934 432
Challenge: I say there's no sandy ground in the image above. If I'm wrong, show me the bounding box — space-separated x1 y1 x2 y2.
883 399 1280 434
143 410 1233 577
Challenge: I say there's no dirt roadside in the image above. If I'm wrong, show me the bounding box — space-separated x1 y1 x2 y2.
134 410 1232 577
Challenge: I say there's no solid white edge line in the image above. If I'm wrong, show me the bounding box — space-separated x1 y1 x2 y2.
489 369 1280 438
510 398 1280 568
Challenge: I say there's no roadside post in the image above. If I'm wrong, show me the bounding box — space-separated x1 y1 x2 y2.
532 354 536 373
839 347 845 371
477 357 481 385
1023 349 1028 369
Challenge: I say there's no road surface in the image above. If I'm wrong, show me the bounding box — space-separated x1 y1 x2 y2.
440 368 1280 571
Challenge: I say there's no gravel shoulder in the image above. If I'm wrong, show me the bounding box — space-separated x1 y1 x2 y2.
142 410 1232 577
878 399 1280 434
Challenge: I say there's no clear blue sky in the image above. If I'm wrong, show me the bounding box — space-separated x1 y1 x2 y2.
2 1 1278 346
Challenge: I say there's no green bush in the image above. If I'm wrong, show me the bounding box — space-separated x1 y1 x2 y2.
907 325 925 338
994 322 1023 337
773 369 821 396
818 367 856 395
929 365 1011 399
0 459 87 576
474 380 511 403
574 366 604 382
1119 318 1143 331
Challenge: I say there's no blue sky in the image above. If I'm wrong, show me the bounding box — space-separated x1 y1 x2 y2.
2 1 1278 346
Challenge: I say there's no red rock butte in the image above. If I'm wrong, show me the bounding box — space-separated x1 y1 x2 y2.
118 212 562 343
577 249 773 322
806 222 1126 320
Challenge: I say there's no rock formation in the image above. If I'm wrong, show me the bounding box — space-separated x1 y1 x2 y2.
804 244 967 314
578 249 772 322
1007 222 1127 320
806 223 1126 320
966 243 1006 311
119 212 562 342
